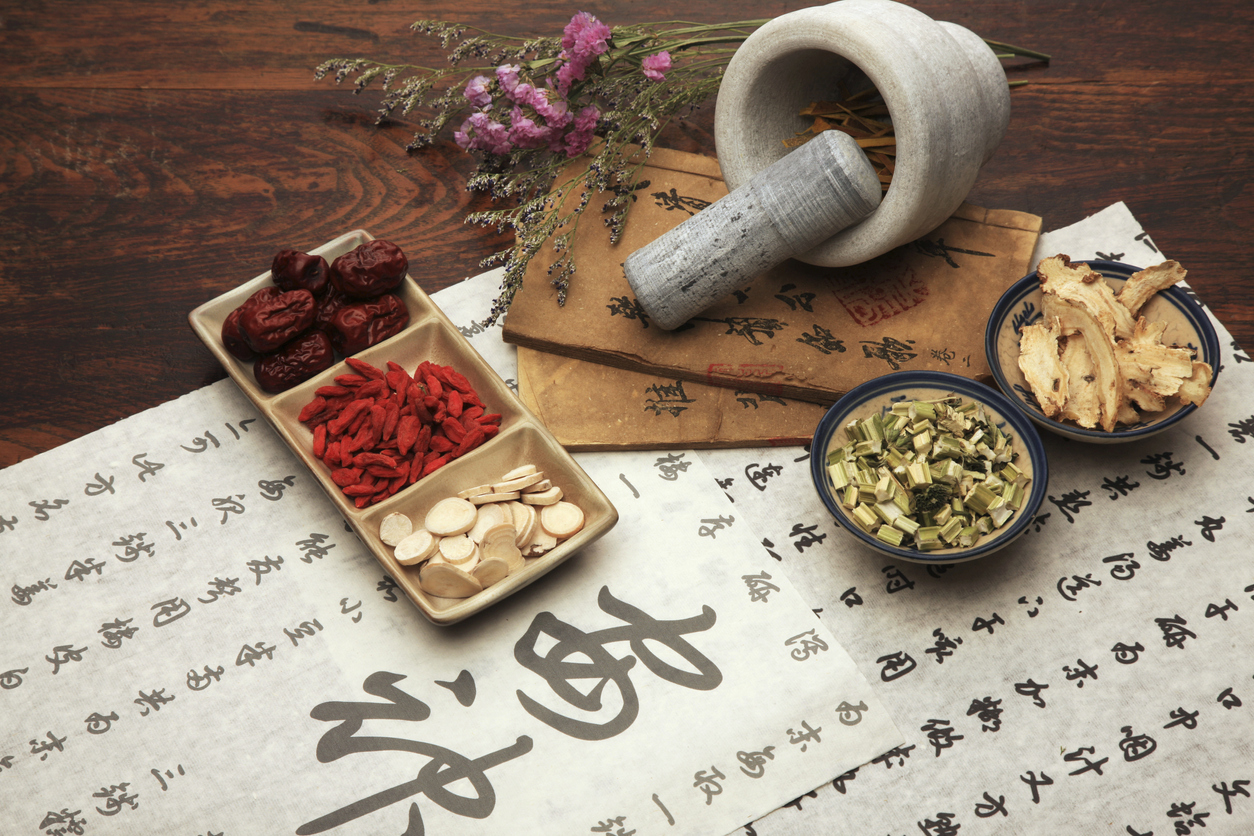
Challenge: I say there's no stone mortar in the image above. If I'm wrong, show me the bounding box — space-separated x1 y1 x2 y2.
714 0 1011 267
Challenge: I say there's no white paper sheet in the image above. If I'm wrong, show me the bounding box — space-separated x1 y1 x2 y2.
697 202 1254 834
0 283 900 834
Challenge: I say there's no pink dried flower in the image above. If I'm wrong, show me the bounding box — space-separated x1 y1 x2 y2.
508 108 553 149
464 75 492 108
495 64 521 94
455 111 513 155
557 104 600 157
641 51 671 82
533 89 572 129
561 12 611 57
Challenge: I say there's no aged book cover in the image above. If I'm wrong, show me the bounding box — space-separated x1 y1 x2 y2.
503 147 1041 407
517 345 830 450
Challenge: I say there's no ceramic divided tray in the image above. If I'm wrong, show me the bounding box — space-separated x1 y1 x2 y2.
188 229 618 625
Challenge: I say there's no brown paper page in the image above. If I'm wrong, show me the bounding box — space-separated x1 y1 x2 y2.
503 148 1042 405
517 345 830 450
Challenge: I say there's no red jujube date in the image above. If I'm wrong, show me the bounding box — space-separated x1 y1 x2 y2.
271 250 330 296
254 330 335 393
221 308 258 361
328 294 409 355
238 288 317 353
313 289 352 335
330 240 408 298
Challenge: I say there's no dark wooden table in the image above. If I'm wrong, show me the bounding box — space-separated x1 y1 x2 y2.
3 0 1251 468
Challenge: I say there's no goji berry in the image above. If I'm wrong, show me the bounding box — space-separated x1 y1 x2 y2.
382 401 400 441
442 366 475 394
441 417 466 444
331 468 362 487
354 452 397 468
452 425 485 458
396 415 419 456
424 374 443 399
446 389 463 417
328 398 371 436
299 396 328 423
346 357 385 380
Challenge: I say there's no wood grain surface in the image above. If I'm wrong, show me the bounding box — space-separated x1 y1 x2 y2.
3 0 1252 468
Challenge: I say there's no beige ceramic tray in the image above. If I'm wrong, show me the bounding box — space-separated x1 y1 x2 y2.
188 229 618 625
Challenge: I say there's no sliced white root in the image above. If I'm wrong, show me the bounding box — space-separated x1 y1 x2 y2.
481 523 525 573
419 562 483 598
523 527 558 557
469 503 509 543
493 471 545 493
521 485 563 506
379 512 414 546
425 497 478 536
469 491 520 505
397 467 586 598
394 529 439 566
508 501 538 547
471 556 510 588
540 501 585 539
438 534 479 565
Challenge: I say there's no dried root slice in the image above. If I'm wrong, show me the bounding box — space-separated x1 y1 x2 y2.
1059 333 1102 429
1044 294 1122 432
1038 254 1136 341
522 527 558 557
1114 317 1195 412
522 478 552 494
521 485 563 506
1118 260 1186 316
1177 361 1213 407
481 523 525 573
508 501 538 547
471 556 510 588
438 534 479 566
419 562 483 598
540 501 585 539
469 503 509 543
425 497 477 536
457 484 494 499
395 529 439 566
379 512 413 546
1017 317 1068 418
500 464 538 480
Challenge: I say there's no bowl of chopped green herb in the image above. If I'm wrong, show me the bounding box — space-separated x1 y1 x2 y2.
810 371 1048 562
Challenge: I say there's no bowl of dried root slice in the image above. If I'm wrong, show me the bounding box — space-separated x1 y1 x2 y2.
985 256 1220 443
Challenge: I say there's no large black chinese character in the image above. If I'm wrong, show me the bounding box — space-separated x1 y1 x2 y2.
514 586 721 741
298 671 532 835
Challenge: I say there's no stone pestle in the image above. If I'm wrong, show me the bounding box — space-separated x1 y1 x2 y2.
623 129 881 331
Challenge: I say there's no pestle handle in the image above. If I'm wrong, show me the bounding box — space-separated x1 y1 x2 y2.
624 129 881 330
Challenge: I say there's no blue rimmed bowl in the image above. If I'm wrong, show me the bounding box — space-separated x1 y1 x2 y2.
985 260 1220 443
809 371 1048 563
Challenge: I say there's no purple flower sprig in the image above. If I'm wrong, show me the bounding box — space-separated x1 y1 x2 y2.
317 12 771 317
